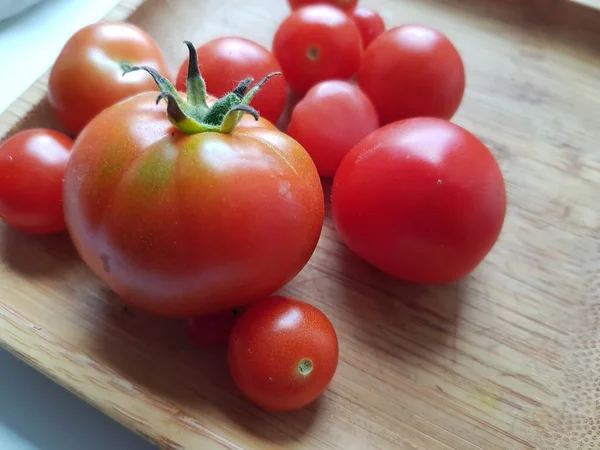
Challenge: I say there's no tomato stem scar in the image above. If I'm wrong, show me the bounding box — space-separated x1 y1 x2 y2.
298 358 313 376
306 46 320 62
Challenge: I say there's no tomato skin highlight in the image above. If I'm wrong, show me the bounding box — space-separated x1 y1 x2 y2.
288 0 358 13
358 25 465 124
175 37 287 125
48 22 171 135
287 80 379 178
228 296 339 411
273 5 363 94
332 118 506 284
350 7 385 48
0 129 72 234
64 92 324 318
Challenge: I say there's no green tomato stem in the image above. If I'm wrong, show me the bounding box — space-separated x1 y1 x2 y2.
121 41 281 134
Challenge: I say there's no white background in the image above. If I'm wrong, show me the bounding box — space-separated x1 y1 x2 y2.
0 1 156 449
0 0 120 112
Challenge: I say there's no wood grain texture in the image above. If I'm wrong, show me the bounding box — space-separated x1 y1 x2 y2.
1 0 599 449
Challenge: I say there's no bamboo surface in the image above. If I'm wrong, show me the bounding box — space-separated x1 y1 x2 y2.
1 0 600 449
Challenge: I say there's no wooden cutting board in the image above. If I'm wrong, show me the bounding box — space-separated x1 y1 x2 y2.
1 0 599 449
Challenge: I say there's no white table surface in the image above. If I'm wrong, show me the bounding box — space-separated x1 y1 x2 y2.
0 2 156 449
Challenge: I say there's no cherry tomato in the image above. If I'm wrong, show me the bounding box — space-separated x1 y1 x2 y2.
287 80 379 177
228 296 339 411
288 0 358 13
332 118 506 284
273 5 362 94
64 45 324 318
175 37 287 124
186 309 242 348
49 22 171 135
0 129 72 234
358 25 465 125
350 7 385 48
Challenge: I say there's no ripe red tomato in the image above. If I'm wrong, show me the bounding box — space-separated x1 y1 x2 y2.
332 118 506 284
287 80 379 177
175 37 287 125
273 5 362 94
186 309 242 348
0 129 72 234
228 296 339 411
350 7 385 48
358 25 465 125
288 0 358 13
64 46 324 318
49 22 171 135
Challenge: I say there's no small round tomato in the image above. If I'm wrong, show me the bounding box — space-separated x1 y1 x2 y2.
186 309 242 348
64 43 324 318
273 5 362 94
228 296 339 411
175 37 287 124
288 0 358 13
0 129 72 234
287 80 379 177
332 118 506 284
350 7 385 48
49 22 171 135
358 25 465 124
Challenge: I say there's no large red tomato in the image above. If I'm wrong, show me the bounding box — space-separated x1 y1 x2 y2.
332 118 506 283
49 21 171 135
358 25 465 124
175 37 287 124
273 5 363 94
64 44 324 317
0 129 72 234
287 80 379 177
228 296 339 411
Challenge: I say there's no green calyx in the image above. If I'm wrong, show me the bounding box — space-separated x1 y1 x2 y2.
121 41 280 134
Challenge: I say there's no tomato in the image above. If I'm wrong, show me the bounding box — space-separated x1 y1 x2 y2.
186 309 242 348
175 37 287 125
287 80 379 177
49 22 171 135
358 25 465 125
288 0 358 13
64 43 324 318
228 296 339 411
0 129 72 234
350 7 385 48
273 5 362 94
332 118 506 284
